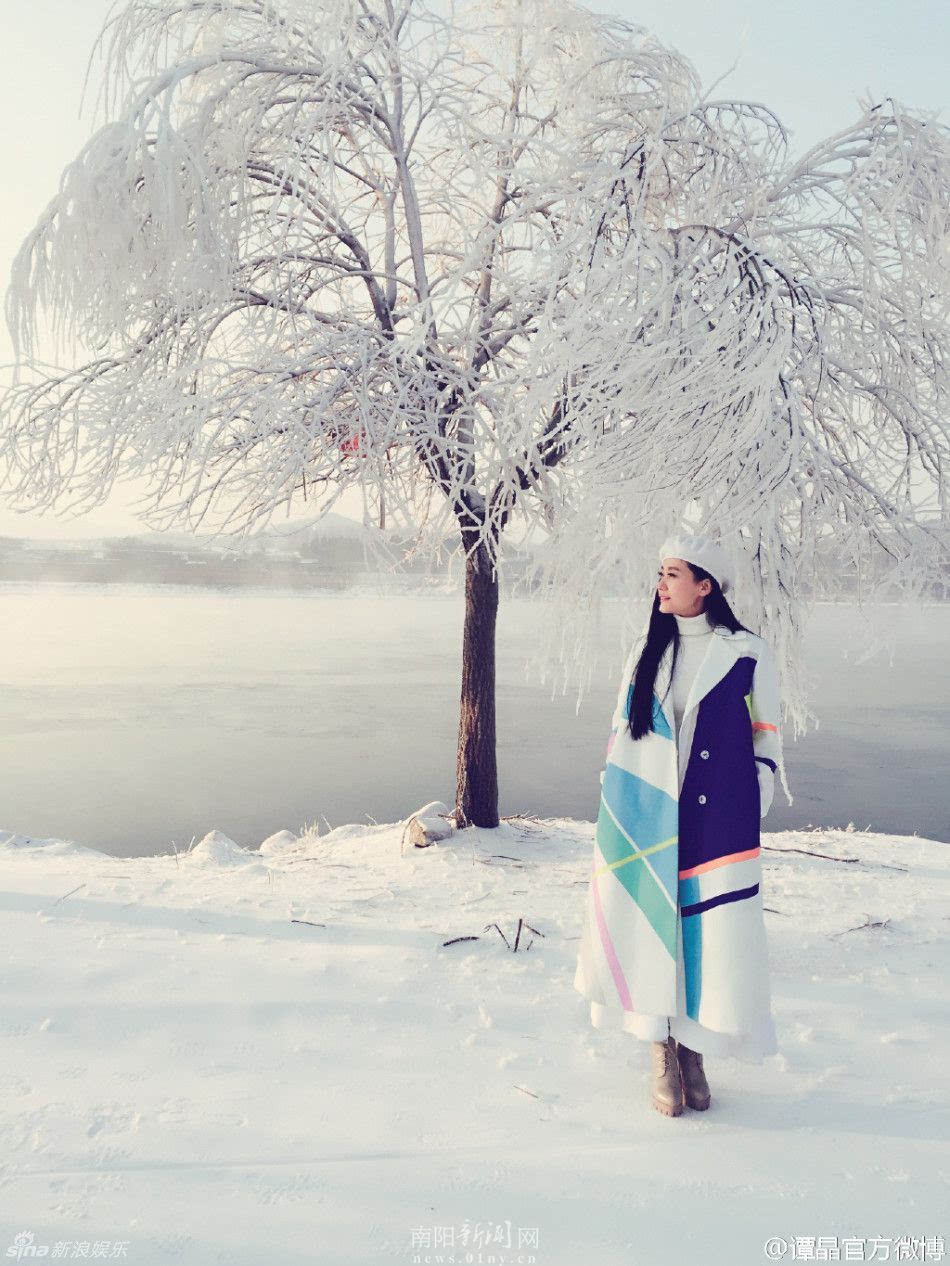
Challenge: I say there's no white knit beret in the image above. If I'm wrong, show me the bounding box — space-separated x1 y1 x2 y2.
658 534 736 595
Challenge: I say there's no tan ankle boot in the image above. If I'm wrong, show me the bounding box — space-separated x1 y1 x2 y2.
675 1041 711 1110
650 1036 685 1116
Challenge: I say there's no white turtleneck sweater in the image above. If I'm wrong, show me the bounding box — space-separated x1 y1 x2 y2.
669 610 716 741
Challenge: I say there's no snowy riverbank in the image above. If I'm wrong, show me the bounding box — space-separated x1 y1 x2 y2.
2 818 947 1265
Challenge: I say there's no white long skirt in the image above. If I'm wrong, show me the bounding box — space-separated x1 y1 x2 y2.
585 898 779 1063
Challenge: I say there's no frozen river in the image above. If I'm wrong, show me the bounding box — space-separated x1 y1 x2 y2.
2 585 947 855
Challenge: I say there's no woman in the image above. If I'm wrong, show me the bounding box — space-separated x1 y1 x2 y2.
573 534 782 1117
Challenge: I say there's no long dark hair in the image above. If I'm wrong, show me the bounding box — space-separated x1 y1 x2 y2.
627 562 754 741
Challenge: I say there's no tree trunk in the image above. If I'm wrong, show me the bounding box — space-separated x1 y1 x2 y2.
455 540 499 829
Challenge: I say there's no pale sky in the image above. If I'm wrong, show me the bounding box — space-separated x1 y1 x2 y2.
0 0 945 538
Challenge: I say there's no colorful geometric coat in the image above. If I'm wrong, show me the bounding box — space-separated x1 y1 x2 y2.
573 624 782 1052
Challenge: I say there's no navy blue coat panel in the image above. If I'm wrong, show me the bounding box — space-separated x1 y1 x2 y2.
678 655 761 877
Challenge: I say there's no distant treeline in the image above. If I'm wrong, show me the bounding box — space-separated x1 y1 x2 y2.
0 534 537 592
0 533 945 598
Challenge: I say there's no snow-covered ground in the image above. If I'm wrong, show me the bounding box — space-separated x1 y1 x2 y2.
2 818 947 1265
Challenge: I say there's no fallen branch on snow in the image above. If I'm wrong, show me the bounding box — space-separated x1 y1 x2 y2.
764 845 906 872
442 918 545 951
829 914 892 938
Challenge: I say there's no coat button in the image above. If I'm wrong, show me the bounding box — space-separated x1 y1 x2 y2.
700 750 709 759
698 794 707 804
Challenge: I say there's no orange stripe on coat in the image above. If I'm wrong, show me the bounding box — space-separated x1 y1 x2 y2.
751 721 777 731
679 847 760 879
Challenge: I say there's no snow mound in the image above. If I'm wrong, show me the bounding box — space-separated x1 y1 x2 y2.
184 829 256 867
0 828 109 858
315 822 395 844
258 829 299 856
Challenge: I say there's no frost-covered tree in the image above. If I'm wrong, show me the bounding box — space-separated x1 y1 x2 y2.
2 0 948 827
